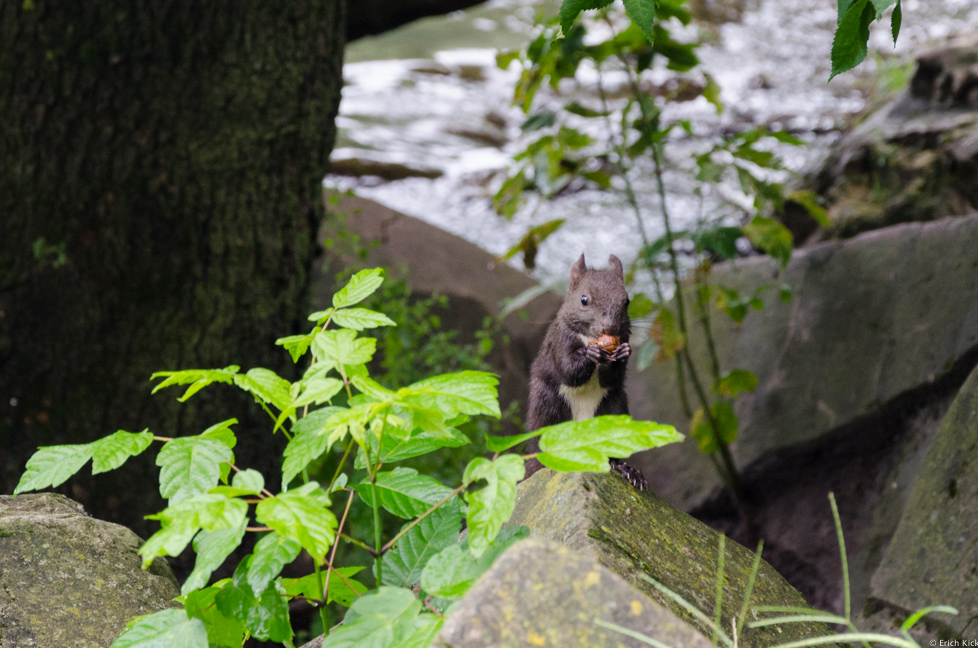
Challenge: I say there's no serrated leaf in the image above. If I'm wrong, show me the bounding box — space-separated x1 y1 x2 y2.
537 415 683 472
715 369 759 398
231 469 264 495
313 329 377 372
281 407 344 488
111 608 208 648
256 483 337 562
150 366 239 402
744 215 793 267
332 307 397 331
320 586 421 648
333 268 385 309
157 436 234 504
14 443 94 494
283 567 367 607
182 525 248 595
401 613 444 648
830 0 874 80
141 494 248 567
622 0 658 45
787 190 831 227
420 526 529 599
891 0 901 43
485 430 541 453
200 419 238 449
354 467 455 519
248 532 302 597
233 368 292 412
91 430 155 475
398 371 501 418
558 0 613 37
276 332 317 363
350 373 396 401
462 455 524 557
382 499 462 587
293 377 344 408
354 426 470 470
184 585 247 648
216 566 293 643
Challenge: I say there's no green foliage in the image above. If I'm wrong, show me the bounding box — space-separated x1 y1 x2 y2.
14 267 680 647
830 0 902 80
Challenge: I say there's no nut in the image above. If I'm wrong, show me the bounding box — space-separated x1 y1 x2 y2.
597 334 620 351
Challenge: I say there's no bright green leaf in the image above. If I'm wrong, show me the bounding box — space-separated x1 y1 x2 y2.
744 215 793 267
333 268 385 309
485 430 541 453
276 331 318 363
558 0 613 37
320 586 421 648
716 369 759 398
157 436 234 504
14 443 94 494
537 415 683 472
463 455 525 557
233 368 292 412
354 426 470 469
111 609 208 648
314 329 377 372
150 366 239 402
332 307 397 331
398 371 501 418
256 483 337 562
622 0 658 45
91 430 154 475
182 525 247 595
248 532 302 597
231 469 264 495
382 499 462 587
787 190 831 227
354 467 455 519
420 526 529 599
282 567 367 607
216 565 293 643
183 585 247 648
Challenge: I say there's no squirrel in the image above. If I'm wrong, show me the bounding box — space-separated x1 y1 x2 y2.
524 253 648 489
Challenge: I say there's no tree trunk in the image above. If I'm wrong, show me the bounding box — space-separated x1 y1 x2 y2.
0 1 346 542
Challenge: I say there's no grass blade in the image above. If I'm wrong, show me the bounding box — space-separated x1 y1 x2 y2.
639 574 732 647
828 493 851 621
736 541 763 636
595 619 675 648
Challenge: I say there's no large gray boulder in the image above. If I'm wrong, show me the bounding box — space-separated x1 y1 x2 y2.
0 493 179 647
505 470 837 647
869 362 978 635
438 538 714 648
630 213 978 512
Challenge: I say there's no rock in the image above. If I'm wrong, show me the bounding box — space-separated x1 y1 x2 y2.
0 493 179 647
629 213 978 513
793 35 978 243
506 470 837 647
437 538 714 648
347 0 489 41
869 362 978 635
317 193 561 431
328 155 444 181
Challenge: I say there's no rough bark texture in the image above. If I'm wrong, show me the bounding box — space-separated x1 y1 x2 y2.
0 1 346 544
347 0 488 40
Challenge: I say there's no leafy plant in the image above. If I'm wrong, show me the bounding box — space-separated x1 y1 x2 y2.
15 267 682 647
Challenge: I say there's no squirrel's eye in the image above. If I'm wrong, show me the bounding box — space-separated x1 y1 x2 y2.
580 295 589 306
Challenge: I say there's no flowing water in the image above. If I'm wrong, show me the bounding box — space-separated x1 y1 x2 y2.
330 0 978 281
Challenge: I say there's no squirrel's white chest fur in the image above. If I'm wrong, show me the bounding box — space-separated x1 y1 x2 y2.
559 371 607 421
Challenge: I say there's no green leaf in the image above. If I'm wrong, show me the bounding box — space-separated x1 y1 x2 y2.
382 499 462 587
891 0 901 43
715 369 759 398
233 368 292 412
332 307 397 331
248 532 302 597
399 371 501 418
537 415 683 472
157 436 234 504
690 402 739 453
558 0 613 36
182 525 248 595
282 567 368 607
150 366 239 402
830 0 874 80
622 0 658 45
463 455 525 558
184 585 248 648
231 469 264 495
649 308 685 361
787 190 831 227
869 0 896 18
314 329 377 372
744 215 793 267
400 614 445 648
354 425 470 469
485 430 541 453
421 526 529 599
111 609 208 648
281 407 344 488
14 443 94 494
521 111 558 131
200 419 238 449
354 467 455 519
256 482 337 562
141 494 249 567
293 377 345 408
90 430 154 475
320 587 421 648
333 268 385 309
276 330 318 363
216 565 293 643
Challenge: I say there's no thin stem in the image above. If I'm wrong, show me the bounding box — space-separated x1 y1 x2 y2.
369 414 389 585
328 440 355 493
694 265 723 385
322 489 356 606
340 532 377 556
381 484 466 554
423 595 445 618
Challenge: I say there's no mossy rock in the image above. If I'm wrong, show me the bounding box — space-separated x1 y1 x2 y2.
0 493 179 647
507 470 839 647
437 538 714 648
870 363 978 634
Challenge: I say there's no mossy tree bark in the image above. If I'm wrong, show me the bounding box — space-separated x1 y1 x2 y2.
0 1 346 543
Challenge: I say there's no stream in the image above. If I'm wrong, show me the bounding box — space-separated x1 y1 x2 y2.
329 0 978 282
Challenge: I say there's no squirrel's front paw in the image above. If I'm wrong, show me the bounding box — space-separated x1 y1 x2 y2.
611 342 630 362
609 458 647 490
586 343 611 364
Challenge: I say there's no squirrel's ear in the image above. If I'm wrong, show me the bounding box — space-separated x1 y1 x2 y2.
570 254 587 288
608 254 624 278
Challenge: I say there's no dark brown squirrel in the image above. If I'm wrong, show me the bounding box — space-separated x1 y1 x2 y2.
524 253 647 489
